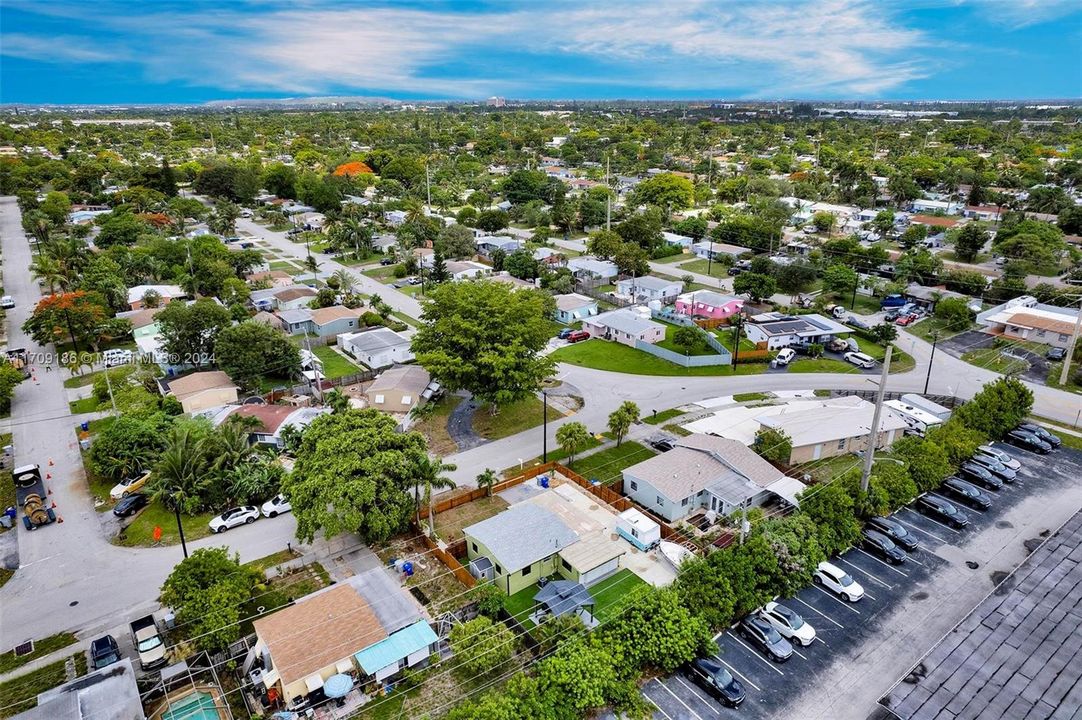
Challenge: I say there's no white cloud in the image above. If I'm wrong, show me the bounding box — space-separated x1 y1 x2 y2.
1 34 123 63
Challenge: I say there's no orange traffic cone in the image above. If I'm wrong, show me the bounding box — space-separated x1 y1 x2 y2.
57 516 63 523
48 459 54 466
45 473 51 480
50 501 56 509
47 488 52 495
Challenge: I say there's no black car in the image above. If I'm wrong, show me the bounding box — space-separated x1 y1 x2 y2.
379 257 396 266
1004 429 1052 454
113 492 149 518
959 461 1003 491
941 477 992 511
739 615 793 662
685 657 746 707
649 438 676 453
915 494 969 528
90 635 120 670
1046 347 1067 362
866 516 918 552
1016 423 1062 449
884 309 901 322
557 327 573 340
861 528 907 565
968 454 1017 483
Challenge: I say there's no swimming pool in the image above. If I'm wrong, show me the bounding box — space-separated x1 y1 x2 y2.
162 690 221 720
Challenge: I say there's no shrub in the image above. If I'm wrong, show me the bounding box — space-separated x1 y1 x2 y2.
392 263 408 278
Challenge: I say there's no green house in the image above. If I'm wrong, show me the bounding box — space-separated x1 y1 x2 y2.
463 504 580 596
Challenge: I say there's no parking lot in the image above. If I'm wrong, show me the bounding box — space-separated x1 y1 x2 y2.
638 442 1082 720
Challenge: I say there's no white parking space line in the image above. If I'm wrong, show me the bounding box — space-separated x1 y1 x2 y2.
644 689 675 720
791 646 808 660
728 634 786 675
794 596 846 628
902 507 961 533
815 636 829 646
655 679 705 720
855 548 911 577
839 556 894 589
813 585 863 613
712 654 762 692
893 513 951 543
905 552 926 567
675 676 721 715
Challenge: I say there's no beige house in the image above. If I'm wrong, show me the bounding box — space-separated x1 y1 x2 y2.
158 371 239 413
757 395 909 465
581 308 665 347
247 270 295 287
365 365 431 415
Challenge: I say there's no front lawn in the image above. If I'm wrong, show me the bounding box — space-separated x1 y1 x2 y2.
733 392 770 402
113 501 216 547
0 653 87 718
0 434 13 534
433 495 509 542
238 560 332 636
788 358 860 374
311 345 362 379
413 395 464 456
905 318 975 343
656 322 718 356
675 258 730 279
68 396 99 414
552 339 767 377
500 434 604 478
63 370 103 388
852 338 916 374
566 441 655 485
828 293 882 316
473 395 559 441
590 569 648 622
643 408 685 425
714 328 757 353
0 632 77 675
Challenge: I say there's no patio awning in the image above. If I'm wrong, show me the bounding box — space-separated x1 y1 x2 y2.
335 659 354 674
354 620 438 676
766 476 807 506
558 535 624 574
305 674 324 693
533 581 594 618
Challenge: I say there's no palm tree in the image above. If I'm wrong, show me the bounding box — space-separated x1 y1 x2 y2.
414 456 458 536
475 468 497 498
30 255 65 293
211 416 259 474
339 218 373 259
151 423 210 515
332 268 356 295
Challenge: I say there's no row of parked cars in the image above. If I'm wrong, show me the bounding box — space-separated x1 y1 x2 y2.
683 432 1059 708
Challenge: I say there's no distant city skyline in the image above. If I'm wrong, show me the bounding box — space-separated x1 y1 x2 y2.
1 0 1080 105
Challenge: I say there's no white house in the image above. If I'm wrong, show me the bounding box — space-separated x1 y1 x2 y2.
582 308 664 347
661 231 693 249
567 257 618 280
911 198 962 215
615 276 683 303
384 210 408 226
743 312 851 350
446 261 490 281
338 328 414 369
691 241 747 260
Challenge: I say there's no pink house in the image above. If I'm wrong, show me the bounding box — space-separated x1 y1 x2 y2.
675 290 744 320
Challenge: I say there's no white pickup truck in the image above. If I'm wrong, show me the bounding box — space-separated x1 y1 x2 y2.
130 614 167 670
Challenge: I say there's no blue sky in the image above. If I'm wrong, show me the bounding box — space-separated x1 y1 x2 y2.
1 0 1080 104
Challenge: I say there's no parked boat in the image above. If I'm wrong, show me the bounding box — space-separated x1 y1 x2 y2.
658 540 694 570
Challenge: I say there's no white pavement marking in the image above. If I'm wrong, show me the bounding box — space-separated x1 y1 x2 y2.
794 596 846 628
839 556 894 589
655 679 705 720
712 654 762 692
792 646 809 660
902 507 961 534
676 676 721 715
643 690 675 720
815 636 829 646
729 634 786 676
812 585 863 614
855 547 912 577
893 514 951 544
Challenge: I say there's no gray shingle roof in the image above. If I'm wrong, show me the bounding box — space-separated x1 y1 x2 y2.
590 309 663 336
623 444 761 505
619 275 680 292
343 327 409 352
464 504 578 572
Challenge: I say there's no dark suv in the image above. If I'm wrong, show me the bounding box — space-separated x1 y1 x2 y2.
968 454 1017 483
739 615 793 662
90 635 120 670
1015 424 1061 449
685 657 746 707
866 516 918 552
941 477 992 511
915 494 970 529
959 461 1003 491
861 528 907 565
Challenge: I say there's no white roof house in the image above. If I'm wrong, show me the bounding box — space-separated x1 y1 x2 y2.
338 328 414 369
126 284 185 309
615 275 683 303
756 395 909 464
567 257 619 280
582 308 665 346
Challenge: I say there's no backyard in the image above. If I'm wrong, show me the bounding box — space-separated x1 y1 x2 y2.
564 441 655 485
655 322 718 356
433 495 510 542
503 568 649 631
114 501 216 547
311 345 363 379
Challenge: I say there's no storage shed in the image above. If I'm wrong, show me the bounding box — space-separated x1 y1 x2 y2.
616 508 661 551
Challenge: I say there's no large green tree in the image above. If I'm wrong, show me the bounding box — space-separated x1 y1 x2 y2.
607 401 639 447
214 321 300 391
448 616 516 676
156 298 232 364
160 548 259 652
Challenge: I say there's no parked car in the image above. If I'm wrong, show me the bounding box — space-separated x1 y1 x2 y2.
847 316 870 330
759 602 816 646
941 477 993 511
112 493 149 518
826 337 850 353
843 351 876 368
739 615 794 662
557 327 574 340
1015 423 1062 449
895 313 918 327
976 444 1022 471
775 347 797 366
649 438 676 453
224 236 240 244
1004 429 1052 454
0 296 14 309
861 528 908 565
209 506 259 533
915 494 969 528
1046 347 1067 361
109 470 152 500
379 257 396 266
685 657 746 707
884 309 901 322
261 494 292 518
103 348 133 368
814 561 865 602
566 330 590 343
89 635 121 670
968 454 1017 483
866 516 919 552
959 461 1004 491
880 294 906 309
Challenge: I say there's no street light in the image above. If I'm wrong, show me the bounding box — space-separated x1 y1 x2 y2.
924 331 939 395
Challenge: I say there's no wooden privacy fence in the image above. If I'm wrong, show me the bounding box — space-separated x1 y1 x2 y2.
694 317 728 330
418 529 477 588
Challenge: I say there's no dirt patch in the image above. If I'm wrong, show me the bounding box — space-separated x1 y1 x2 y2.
374 535 468 616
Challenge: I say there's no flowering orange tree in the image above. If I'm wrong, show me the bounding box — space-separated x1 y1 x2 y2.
22 291 130 352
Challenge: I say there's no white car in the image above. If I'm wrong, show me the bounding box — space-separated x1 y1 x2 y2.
261 494 292 518
0 296 14 309
775 348 797 366
759 602 816 646
843 351 876 369
814 561 865 602
103 349 133 367
209 506 259 533
976 444 1022 472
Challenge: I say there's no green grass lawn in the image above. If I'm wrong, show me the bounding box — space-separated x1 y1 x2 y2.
473 395 559 441
733 392 771 402
674 257 731 279
643 408 685 425
825 293 882 316
68 396 99 414
113 501 216 548
566 441 655 485
714 328 757 352
0 569 12 591
652 252 694 264
362 265 400 280
788 358 860 374
243 548 299 574
589 569 648 622
905 318 975 343
0 653 87 718
434 495 510 542
552 339 767 377
960 341 1041 376
502 435 604 478
0 632 77 675
503 582 542 629
851 338 916 374
63 370 103 388
656 322 717 356
0 434 12 535
311 345 362 379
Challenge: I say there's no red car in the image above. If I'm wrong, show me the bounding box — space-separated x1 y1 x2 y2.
567 330 591 343
895 314 917 326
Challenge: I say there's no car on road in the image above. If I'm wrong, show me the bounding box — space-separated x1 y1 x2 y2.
862 528 908 564
261 494 292 518
1015 423 1062 449
959 461 1004 491
775 347 797 366
814 561 865 602
89 635 121 670
209 505 259 533
380 257 396 266
759 601 816 646
0 296 14 309
1004 429 1052 454
112 493 149 518
843 351 876 368
968 454 1017 483
941 477 992 511
866 516 919 551
557 327 574 340
915 493 970 528
847 316 870 330
240 209 253 218
566 330 590 343
224 236 240 243
976 444 1021 471
739 615 794 662
110 470 152 500
685 657 746 707
1046 347 1067 361
884 309 902 322
649 438 675 453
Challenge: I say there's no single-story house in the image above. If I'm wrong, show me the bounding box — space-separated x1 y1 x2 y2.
116 307 163 339
248 270 295 287
489 273 536 290
757 395 909 465
674 290 744 321
903 284 967 312
621 433 805 523
126 284 185 311
158 371 239 413
365 365 432 416
691 241 748 260
911 199 962 215
582 308 665 347
384 210 408 226
567 257 619 280
15 658 144 720
372 234 397 254
251 285 318 312
249 569 435 706
978 295 1080 350
476 236 523 257
310 305 364 339
963 205 1003 222
661 231 693 248
743 312 851 350
446 261 489 281
413 247 434 269
910 214 960 230
252 310 285 331
465 504 580 595
616 276 683 303
338 327 413 369
202 404 332 447
277 308 315 336
553 293 598 324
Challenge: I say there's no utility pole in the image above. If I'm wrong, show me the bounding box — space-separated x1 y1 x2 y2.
303 329 324 405
605 154 611 232
542 389 549 463
425 162 432 215
174 504 188 559
103 363 118 413
1057 296 1082 385
738 497 748 545
924 331 939 395
860 346 892 492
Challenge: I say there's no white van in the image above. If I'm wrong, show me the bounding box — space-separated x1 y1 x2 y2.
775 348 797 366
103 349 133 368
843 351 876 369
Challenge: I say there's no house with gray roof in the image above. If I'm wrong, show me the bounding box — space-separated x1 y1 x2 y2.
743 312 851 350
615 275 683 303
337 327 413 369
463 504 579 595
582 308 665 347
15 658 144 720
621 433 805 523
567 256 619 280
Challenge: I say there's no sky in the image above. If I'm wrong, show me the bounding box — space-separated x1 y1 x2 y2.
1 0 1080 105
